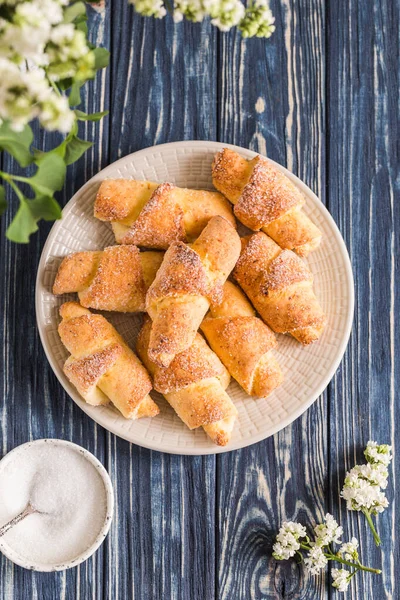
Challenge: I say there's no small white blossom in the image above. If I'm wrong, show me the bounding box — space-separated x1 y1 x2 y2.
338 537 359 561
332 568 351 592
314 513 343 546
239 0 275 38
272 521 307 560
364 442 392 467
173 0 205 22
39 93 75 132
341 468 389 514
128 0 167 18
205 0 245 31
304 545 328 575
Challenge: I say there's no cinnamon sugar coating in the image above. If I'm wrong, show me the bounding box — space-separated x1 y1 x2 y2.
233 233 326 344
212 148 322 257
94 178 235 249
137 318 236 439
53 245 163 313
58 302 158 419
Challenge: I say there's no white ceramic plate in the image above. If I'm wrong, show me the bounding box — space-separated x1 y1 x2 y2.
36 141 354 455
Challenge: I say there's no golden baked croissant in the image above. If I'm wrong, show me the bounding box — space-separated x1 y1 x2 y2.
212 148 322 257
53 245 163 312
201 281 283 397
94 179 236 248
145 215 241 367
137 317 237 446
58 302 159 419
233 233 326 344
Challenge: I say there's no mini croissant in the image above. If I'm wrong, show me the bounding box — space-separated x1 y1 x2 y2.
58 302 159 419
137 317 237 446
212 148 322 257
145 215 241 367
201 281 283 397
94 179 236 248
53 245 163 313
233 232 326 344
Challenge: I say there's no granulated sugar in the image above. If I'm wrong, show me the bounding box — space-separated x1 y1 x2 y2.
0 443 107 565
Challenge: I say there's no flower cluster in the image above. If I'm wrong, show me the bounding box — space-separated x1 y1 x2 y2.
129 0 275 37
332 569 351 593
272 442 392 593
239 0 275 38
272 521 306 560
0 0 96 132
0 1 109 244
341 442 392 545
313 512 343 546
273 513 381 594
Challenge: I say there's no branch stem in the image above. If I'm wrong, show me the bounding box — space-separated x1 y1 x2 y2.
362 510 381 546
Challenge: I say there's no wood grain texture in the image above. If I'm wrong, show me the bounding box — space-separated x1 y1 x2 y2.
327 0 399 598
0 0 398 598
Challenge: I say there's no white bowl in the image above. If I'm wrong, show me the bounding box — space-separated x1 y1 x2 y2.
0 439 114 572
36 141 354 455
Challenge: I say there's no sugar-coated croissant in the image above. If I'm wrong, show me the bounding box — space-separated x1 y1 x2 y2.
212 148 322 257
94 179 236 248
137 317 237 446
58 302 159 419
53 245 163 312
145 215 241 367
201 281 283 398
233 233 326 344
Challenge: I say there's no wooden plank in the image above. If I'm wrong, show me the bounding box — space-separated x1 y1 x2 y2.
106 5 218 599
216 0 328 598
327 0 399 598
0 4 111 599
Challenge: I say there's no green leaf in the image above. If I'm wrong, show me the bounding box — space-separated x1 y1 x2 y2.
64 136 93 165
75 19 88 35
30 194 62 221
0 184 7 216
74 110 109 122
93 47 110 70
0 122 33 167
63 1 86 22
6 199 38 243
58 77 73 91
69 82 82 107
29 154 66 195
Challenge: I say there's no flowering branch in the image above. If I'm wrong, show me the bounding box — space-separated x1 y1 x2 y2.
272 441 392 593
273 515 381 593
129 0 276 38
341 442 392 546
0 0 109 243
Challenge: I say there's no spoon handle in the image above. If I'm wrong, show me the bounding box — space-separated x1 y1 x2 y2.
0 504 36 537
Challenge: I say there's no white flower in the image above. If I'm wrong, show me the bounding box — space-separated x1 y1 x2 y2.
39 93 75 132
304 545 328 575
272 521 307 560
239 0 275 38
206 0 245 31
338 537 359 561
332 568 351 592
364 442 392 467
314 513 343 546
173 0 206 22
0 56 75 132
341 468 389 514
128 0 167 18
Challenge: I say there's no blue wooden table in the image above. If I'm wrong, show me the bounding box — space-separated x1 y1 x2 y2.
0 1 398 598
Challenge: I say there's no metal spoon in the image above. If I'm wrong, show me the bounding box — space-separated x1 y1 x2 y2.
0 502 40 537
